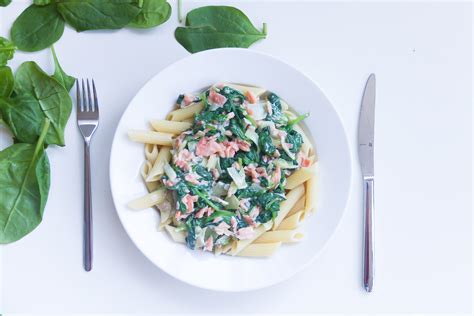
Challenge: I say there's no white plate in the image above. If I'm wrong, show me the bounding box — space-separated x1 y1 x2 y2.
110 48 352 292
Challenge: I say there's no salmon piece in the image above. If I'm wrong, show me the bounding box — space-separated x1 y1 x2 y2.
196 137 226 157
235 139 251 152
185 173 201 185
297 152 312 167
245 91 257 104
236 227 255 240
182 94 195 107
204 236 214 251
247 108 254 115
214 221 232 236
230 217 238 233
208 89 227 106
273 166 281 186
195 207 209 219
181 194 199 213
211 168 220 180
243 215 257 227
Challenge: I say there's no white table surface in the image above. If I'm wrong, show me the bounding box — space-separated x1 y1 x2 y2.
0 1 472 314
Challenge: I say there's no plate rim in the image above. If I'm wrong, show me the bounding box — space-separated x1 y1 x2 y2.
109 48 353 292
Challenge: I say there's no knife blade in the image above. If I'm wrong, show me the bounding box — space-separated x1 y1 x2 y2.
358 73 376 292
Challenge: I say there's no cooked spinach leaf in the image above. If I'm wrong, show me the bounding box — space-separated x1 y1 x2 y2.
286 129 303 153
57 0 142 32
10 4 65 52
51 47 75 92
0 37 16 66
0 119 51 244
0 66 14 98
175 6 266 53
258 127 275 155
128 0 171 29
0 61 72 146
266 93 287 125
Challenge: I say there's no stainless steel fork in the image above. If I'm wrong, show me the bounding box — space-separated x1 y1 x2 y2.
76 79 99 272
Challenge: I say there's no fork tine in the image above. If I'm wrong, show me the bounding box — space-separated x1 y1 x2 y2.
92 79 99 114
82 79 88 112
76 79 82 113
86 79 93 112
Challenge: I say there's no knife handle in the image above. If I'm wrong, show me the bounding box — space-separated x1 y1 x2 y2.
363 177 374 292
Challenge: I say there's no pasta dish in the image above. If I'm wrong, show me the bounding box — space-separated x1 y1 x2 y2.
128 83 317 257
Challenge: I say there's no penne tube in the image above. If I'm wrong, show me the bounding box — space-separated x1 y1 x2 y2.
236 242 282 257
164 225 186 243
127 187 166 210
230 225 267 256
285 163 317 190
181 118 194 124
150 119 192 135
287 195 305 217
140 161 160 192
146 147 171 182
279 211 304 230
273 184 305 230
128 130 174 146
254 230 304 243
144 143 159 163
305 174 318 214
166 101 204 121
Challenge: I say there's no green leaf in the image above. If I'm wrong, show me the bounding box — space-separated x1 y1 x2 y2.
0 0 12 7
51 47 75 92
10 4 65 52
175 6 266 53
0 119 51 244
0 61 72 146
34 0 52 5
0 66 14 98
128 0 171 29
57 0 142 32
0 37 16 66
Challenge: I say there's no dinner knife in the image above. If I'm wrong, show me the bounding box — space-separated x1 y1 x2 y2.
358 73 376 292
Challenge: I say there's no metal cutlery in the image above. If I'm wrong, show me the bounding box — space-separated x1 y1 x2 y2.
358 74 376 292
76 79 99 272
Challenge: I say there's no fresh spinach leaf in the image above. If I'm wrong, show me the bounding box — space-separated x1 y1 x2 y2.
0 37 15 66
128 0 171 29
51 47 75 92
34 0 52 5
0 61 72 146
175 6 266 53
0 66 14 97
57 0 142 32
10 4 65 52
0 119 51 244
0 0 11 7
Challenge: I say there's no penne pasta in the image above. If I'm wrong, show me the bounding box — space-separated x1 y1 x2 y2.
180 118 194 124
254 230 304 243
128 130 174 146
127 187 166 210
236 242 282 257
287 195 305 217
164 225 186 243
150 119 192 135
285 163 317 190
144 143 159 163
146 147 171 182
273 184 305 230
279 211 304 230
230 225 267 256
305 174 318 214
140 161 160 192
166 101 204 121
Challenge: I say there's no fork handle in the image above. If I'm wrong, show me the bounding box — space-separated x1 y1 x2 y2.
84 141 93 271
363 177 374 292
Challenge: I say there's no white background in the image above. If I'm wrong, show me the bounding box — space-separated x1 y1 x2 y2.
0 0 472 314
